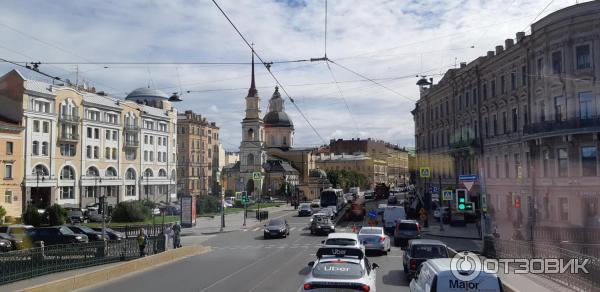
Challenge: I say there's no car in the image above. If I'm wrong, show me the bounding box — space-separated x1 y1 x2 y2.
321 207 335 220
91 227 126 240
66 209 85 223
383 206 406 235
409 257 504 292
298 203 313 216
433 207 450 223
0 236 13 252
322 233 364 251
86 211 105 223
358 227 391 255
402 239 449 279
223 200 234 208
364 191 374 200
387 195 398 205
303 246 378 291
310 214 335 235
310 200 321 209
393 220 421 247
263 219 290 239
65 225 109 241
27 226 88 245
0 225 33 249
377 204 387 215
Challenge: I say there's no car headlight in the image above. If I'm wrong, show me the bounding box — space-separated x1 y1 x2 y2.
96 234 103 240
0 241 5 246
263 229 269 233
75 236 82 240
330 226 335 229
316 225 321 228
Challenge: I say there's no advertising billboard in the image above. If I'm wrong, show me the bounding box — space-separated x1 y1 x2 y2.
180 196 197 228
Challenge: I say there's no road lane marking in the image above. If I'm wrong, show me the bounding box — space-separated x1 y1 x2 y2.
252 227 261 231
290 227 296 231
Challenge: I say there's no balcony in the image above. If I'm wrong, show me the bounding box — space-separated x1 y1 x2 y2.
124 124 140 132
58 132 79 142
59 114 80 124
124 140 140 147
524 116 600 136
449 138 479 150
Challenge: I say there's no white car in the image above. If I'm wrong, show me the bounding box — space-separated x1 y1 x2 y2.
410 258 503 292
303 247 378 291
358 227 391 255
321 207 335 220
322 233 364 251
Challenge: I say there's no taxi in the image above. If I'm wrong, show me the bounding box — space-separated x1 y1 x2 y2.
303 247 379 291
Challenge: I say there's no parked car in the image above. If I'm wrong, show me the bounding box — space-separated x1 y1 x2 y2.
27 226 88 245
65 225 109 241
0 225 33 249
263 219 290 239
159 205 181 216
91 227 126 240
393 219 421 247
0 237 12 252
358 226 391 255
309 214 335 235
298 203 313 216
403 239 449 279
67 209 85 223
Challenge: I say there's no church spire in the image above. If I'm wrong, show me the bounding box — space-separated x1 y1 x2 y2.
248 48 257 97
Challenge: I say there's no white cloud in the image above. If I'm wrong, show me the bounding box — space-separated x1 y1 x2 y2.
0 0 589 150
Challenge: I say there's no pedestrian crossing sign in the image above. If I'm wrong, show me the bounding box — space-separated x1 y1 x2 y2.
419 167 431 178
442 190 453 201
252 172 261 180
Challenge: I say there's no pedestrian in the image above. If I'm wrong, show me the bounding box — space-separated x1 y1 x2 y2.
172 221 182 249
137 228 148 257
164 225 173 249
419 207 428 227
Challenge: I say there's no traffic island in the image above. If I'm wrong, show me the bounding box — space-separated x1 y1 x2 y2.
17 245 211 292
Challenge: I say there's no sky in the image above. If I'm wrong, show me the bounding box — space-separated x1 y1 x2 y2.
0 0 589 151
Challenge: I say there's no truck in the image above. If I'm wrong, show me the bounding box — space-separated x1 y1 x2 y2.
348 195 365 221
374 183 390 200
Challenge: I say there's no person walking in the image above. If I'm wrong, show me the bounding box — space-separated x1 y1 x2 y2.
172 221 182 249
137 228 148 257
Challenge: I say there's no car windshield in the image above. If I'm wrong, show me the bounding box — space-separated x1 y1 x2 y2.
300 204 311 209
325 238 356 246
268 220 283 226
59 227 75 235
314 217 331 224
398 223 417 230
359 228 382 235
312 261 364 279
412 245 448 258
0 227 7 233
10 228 28 235
77 226 96 233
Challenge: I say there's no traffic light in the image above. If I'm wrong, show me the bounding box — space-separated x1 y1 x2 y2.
456 189 467 210
464 202 474 211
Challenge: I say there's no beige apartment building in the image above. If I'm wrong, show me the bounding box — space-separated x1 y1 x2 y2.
0 119 25 218
0 69 178 213
176 110 220 197
315 153 387 189
413 1 600 229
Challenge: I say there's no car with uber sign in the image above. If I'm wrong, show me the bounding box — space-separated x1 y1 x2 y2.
303 247 379 291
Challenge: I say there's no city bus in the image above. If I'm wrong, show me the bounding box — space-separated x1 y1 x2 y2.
320 188 344 215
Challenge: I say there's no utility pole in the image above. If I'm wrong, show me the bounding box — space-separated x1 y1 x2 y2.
220 192 225 232
438 175 444 231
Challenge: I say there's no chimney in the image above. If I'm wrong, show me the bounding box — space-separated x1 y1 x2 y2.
486 51 495 58
495 45 504 55
97 91 106 96
460 62 467 68
516 32 525 43
505 39 514 49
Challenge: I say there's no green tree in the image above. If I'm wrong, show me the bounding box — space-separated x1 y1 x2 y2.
23 205 42 227
43 204 67 226
0 205 6 224
326 169 367 189
112 201 151 223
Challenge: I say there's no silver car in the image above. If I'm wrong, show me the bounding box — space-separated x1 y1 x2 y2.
303 247 378 291
358 227 391 255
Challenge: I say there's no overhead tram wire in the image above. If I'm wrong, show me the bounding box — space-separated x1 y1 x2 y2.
325 61 360 135
522 0 555 33
9 60 313 66
211 0 326 145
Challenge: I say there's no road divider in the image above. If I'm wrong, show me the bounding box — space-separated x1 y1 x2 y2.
17 245 211 292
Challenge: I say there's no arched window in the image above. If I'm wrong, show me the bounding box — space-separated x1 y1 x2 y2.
247 128 254 140
87 166 99 176
144 168 153 177
32 164 49 176
126 168 136 179
158 169 167 177
61 166 75 179
247 153 254 165
106 167 117 177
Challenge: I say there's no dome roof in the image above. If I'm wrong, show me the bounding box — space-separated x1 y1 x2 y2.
125 87 169 100
264 111 293 127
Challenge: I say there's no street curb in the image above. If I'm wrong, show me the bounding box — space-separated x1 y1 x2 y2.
17 245 211 292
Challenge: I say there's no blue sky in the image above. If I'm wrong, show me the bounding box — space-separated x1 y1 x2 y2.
0 0 588 151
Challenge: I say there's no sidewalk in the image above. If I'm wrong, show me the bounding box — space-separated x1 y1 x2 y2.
182 204 294 236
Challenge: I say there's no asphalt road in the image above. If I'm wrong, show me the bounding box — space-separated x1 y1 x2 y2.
82 199 481 292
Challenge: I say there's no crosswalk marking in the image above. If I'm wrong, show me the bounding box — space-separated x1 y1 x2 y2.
252 227 261 231
290 227 296 231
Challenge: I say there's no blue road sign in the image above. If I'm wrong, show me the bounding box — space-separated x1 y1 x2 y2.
430 186 440 193
368 210 377 218
459 174 478 182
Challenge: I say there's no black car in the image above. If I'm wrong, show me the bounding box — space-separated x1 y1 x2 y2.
298 203 312 217
92 227 125 240
0 237 13 252
66 225 108 241
263 219 290 239
403 239 449 279
67 209 85 223
393 220 421 247
0 233 20 251
27 226 88 245
309 215 335 235
0 225 33 250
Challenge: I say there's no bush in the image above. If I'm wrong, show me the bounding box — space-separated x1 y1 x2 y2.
195 196 220 215
43 204 67 226
233 200 244 208
112 201 151 223
0 205 6 224
23 205 42 227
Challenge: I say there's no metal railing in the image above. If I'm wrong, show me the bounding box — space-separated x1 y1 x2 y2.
124 140 140 147
58 133 79 141
524 116 600 135
58 114 80 123
110 223 174 238
449 138 479 149
489 238 600 292
0 236 165 285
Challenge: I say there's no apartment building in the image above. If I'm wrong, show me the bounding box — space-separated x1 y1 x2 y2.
315 153 387 188
0 118 24 218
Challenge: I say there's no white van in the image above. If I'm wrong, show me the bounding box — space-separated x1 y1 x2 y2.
383 206 406 234
409 258 503 292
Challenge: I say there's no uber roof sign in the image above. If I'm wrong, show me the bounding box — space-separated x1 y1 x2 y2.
317 247 364 259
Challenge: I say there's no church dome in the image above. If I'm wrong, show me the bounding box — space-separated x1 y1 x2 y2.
126 87 169 100
264 111 293 127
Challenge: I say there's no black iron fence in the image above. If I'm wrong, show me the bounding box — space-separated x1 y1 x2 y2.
0 236 165 285
485 238 600 292
110 223 173 238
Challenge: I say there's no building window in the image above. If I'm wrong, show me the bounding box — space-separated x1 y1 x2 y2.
94 128 99 139
94 146 99 159
539 100 546 122
502 112 507 134
150 136 154 145
500 75 505 94
559 198 568 221
523 105 528 126
581 146 597 177
149 151 154 162
484 117 489 137
32 164 49 176
536 58 543 78
486 157 491 178
112 148 117 160
87 127 92 138
472 88 477 104
542 150 550 177
554 96 566 122
41 142 48 156
494 156 499 178
87 166 99 176
493 114 497 136
126 168 136 179
504 154 509 178
514 153 520 178
491 80 496 97
33 120 40 132
511 108 518 132
105 130 111 140
144 151 148 161
510 72 516 90
105 147 111 160
126 185 136 196
6 141 13 155
552 51 562 74
578 91 596 120
576 45 591 69
4 190 12 203
557 148 568 177
106 167 117 177
4 164 13 179
465 92 469 107
60 144 76 156
525 152 531 178
247 153 254 165
482 83 487 100
112 130 117 141
86 145 92 158
61 166 75 179
521 65 527 86
60 187 74 199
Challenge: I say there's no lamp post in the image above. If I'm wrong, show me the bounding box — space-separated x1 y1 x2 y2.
438 175 444 231
94 176 102 204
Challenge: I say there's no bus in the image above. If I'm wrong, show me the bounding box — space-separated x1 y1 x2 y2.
320 188 344 215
